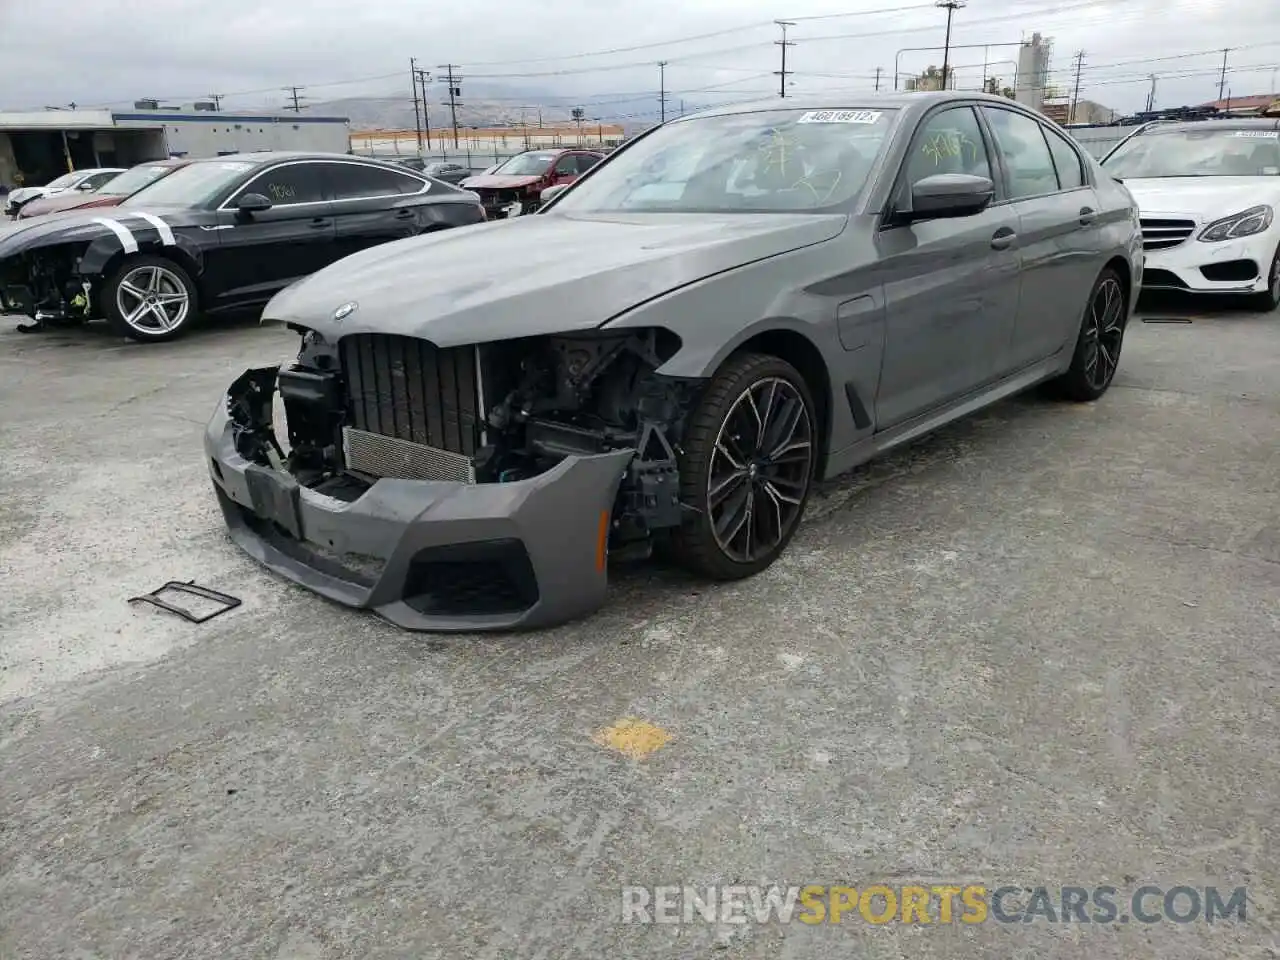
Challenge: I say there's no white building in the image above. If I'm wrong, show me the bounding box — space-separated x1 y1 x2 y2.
0 103 350 187
1015 33 1053 111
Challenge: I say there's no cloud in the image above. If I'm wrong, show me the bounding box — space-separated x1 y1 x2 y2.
2 0 1277 117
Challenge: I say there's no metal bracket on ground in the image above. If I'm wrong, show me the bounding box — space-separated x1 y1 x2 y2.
128 581 242 623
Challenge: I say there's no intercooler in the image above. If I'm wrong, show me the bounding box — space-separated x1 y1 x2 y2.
338 333 484 483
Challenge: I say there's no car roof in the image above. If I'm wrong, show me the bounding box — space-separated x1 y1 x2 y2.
73 167 127 175
1135 117 1280 134
183 151 410 168
677 90 1020 122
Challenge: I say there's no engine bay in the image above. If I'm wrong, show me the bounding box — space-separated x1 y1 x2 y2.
228 326 700 550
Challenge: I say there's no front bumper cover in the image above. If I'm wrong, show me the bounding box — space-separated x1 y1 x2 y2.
205 369 635 632
1141 227 1279 294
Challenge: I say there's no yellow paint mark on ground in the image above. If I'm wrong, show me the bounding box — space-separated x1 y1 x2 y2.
593 718 672 759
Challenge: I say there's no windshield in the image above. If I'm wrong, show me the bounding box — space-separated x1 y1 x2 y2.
45 172 81 190
1103 128 1280 178
494 152 558 176
551 108 896 213
98 164 173 197
121 160 256 207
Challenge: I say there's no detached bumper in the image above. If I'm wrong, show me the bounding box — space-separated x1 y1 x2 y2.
205 394 634 632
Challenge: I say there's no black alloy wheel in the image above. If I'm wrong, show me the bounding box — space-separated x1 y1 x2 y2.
1049 268 1127 402
672 353 816 580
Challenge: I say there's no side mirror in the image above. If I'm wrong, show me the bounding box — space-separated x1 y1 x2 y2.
902 173 993 221
540 183 569 203
236 192 272 214
75 181 96 191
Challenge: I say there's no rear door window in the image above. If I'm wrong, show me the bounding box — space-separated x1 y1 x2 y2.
326 163 428 200
1043 125 1087 189
981 107 1060 198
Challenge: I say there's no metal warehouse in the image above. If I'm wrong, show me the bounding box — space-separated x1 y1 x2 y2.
0 103 351 186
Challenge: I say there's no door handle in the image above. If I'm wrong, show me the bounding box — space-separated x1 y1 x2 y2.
394 209 415 220
308 218 330 229
990 228 1016 251
1078 207 1097 225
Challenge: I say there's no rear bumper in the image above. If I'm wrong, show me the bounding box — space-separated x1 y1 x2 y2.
205 388 634 632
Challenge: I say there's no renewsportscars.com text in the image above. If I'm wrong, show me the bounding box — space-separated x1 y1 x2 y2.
621 884 1248 925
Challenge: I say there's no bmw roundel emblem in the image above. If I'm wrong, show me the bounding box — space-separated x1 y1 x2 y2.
333 301 358 323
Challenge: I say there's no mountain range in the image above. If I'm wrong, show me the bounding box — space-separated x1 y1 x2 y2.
305 81 712 133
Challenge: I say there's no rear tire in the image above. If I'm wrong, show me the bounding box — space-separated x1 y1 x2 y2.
670 352 817 580
1248 243 1280 312
1047 267 1128 402
102 255 198 343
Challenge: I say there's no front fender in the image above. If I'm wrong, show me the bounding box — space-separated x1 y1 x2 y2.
78 225 205 279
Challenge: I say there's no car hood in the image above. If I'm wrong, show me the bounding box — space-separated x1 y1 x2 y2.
0 205 194 258
459 174 542 190
265 211 848 345
1120 177 1280 220
8 187 48 205
19 193 122 218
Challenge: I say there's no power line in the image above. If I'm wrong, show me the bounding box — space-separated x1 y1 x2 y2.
416 67 433 148
438 64 463 146
658 61 669 122
936 0 965 91
1069 50 1086 123
775 21 796 98
410 57 423 152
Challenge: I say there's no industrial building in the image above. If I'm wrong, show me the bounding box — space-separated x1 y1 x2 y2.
0 101 351 187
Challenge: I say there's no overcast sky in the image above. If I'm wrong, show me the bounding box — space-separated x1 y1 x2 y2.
2 0 1277 118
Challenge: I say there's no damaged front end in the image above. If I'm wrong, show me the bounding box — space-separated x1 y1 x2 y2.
0 247 96 326
207 324 699 631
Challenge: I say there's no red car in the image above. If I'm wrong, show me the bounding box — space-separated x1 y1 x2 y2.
16 158 192 220
459 148 604 219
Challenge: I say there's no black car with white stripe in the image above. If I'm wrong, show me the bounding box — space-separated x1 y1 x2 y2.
0 151 485 341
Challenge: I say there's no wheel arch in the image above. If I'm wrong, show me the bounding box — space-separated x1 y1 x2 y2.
724 326 833 480
1104 254 1133 318
81 237 204 295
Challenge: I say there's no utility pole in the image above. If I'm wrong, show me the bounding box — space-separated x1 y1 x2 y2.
1145 74 1157 112
775 20 796 97
1218 48 1229 100
438 64 463 147
410 57 424 154
415 67 433 148
874 67 882 91
284 86 306 112
207 93 222 111
935 0 965 91
658 61 669 122
1069 50 1085 124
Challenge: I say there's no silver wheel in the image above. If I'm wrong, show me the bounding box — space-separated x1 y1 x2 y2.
115 263 191 334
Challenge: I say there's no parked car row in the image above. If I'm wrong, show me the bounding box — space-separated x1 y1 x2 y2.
4 167 127 218
2 92 1276 631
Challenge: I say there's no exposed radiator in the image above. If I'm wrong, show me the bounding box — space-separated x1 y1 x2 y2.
342 427 476 484
339 333 482 457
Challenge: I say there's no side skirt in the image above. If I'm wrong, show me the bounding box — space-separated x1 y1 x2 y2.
822 349 1071 481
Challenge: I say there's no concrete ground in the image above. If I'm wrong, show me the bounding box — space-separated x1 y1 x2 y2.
1 299 1278 959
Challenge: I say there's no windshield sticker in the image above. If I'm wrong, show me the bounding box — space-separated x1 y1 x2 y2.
1231 130 1280 139
797 110 883 124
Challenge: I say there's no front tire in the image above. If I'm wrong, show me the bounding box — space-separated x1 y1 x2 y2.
1047 267 1128 402
102 255 198 343
1249 243 1280 312
671 353 817 580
